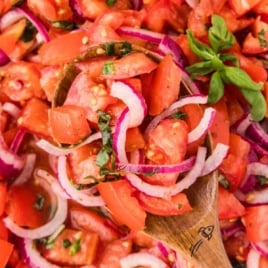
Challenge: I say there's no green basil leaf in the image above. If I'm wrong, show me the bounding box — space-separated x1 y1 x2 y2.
208 71 224 103
223 66 263 91
186 61 214 78
240 89 266 121
208 15 235 53
186 29 216 61
219 53 239 66
50 20 77 30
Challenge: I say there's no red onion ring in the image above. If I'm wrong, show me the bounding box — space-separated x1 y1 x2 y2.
2 102 20 118
110 81 147 128
144 95 208 138
21 238 61 268
119 252 167 268
246 162 268 178
245 188 268 204
246 121 268 150
0 8 24 31
116 155 195 174
124 146 207 198
69 0 86 24
112 108 130 163
252 241 268 258
57 155 105 206
201 143 229 176
246 248 261 268
188 107 216 144
3 174 68 239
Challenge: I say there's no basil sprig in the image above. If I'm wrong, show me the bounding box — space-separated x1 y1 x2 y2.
186 15 266 121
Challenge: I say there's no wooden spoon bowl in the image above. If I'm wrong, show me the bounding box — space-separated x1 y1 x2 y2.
145 172 232 267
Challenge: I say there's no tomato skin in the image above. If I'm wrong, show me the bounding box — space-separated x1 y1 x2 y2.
228 0 262 16
136 192 192 216
0 61 44 102
5 185 49 228
0 182 7 217
218 187 245 220
0 239 14 268
0 217 9 240
18 98 50 138
148 54 182 116
243 205 268 242
125 127 145 152
97 180 146 231
42 228 99 266
48 105 91 144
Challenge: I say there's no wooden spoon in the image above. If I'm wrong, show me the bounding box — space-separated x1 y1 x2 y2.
145 172 232 267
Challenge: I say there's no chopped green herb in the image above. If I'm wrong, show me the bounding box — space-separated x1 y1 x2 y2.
106 0 117 7
19 20 36 42
69 239 81 256
102 62 115 75
34 193 45 211
171 111 188 120
120 42 132 56
257 175 268 185
258 29 268 48
105 42 116 56
219 176 230 189
50 20 77 30
63 239 71 248
186 14 265 121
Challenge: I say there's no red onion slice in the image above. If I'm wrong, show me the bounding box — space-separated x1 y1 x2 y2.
110 81 147 128
246 162 268 178
36 131 103 156
57 155 105 206
22 238 61 268
125 146 207 198
119 252 167 268
252 241 268 258
0 8 24 31
201 143 229 176
2 102 21 118
3 175 68 239
0 48 10 66
116 155 195 174
14 7 50 42
112 108 130 163
245 188 268 205
188 107 216 144
145 95 208 137
117 26 164 44
246 121 268 150
246 248 261 268
69 0 86 24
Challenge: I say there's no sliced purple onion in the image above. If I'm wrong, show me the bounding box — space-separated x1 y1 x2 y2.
246 162 268 178
201 143 229 176
246 122 268 151
0 8 24 31
110 80 147 128
120 252 167 268
188 107 216 144
246 248 261 268
124 146 207 198
132 0 143 10
57 155 105 206
245 188 268 205
252 241 268 258
2 102 20 118
9 128 26 154
117 26 164 44
14 7 50 42
69 0 86 24
0 48 10 66
116 155 195 174
158 35 188 68
112 108 130 163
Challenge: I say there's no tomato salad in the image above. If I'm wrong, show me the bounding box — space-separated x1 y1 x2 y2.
0 0 268 267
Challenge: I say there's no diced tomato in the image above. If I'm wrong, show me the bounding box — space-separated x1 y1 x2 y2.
100 52 158 80
96 239 132 268
226 96 245 125
208 98 230 147
136 192 192 216
253 0 268 15
228 0 262 16
0 239 14 268
0 182 7 216
125 127 145 152
242 32 268 54
260 255 268 268
97 180 146 231
0 217 9 240
38 30 88 65
48 105 91 144
5 184 49 228
42 228 99 266
69 205 119 242
148 54 182 116
229 133 250 158
0 61 44 102
218 187 245 220
18 98 50 138
64 71 117 123
243 205 268 242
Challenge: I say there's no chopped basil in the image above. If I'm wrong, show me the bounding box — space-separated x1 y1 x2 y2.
258 29 268 48
106 0 117 7
63 239 72 248
19 20 36 42
69 239 81 256
49 20 78 31
104 41 132 57
102 62 115 75
34 193 45 211
171 111 188 120
219 176 230 189
186 14 266 121
257 175 268 185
